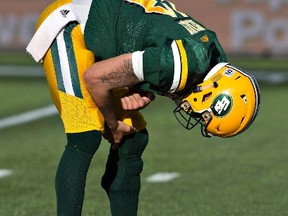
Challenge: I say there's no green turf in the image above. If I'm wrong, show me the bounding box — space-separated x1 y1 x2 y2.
0 77 51 118
228 56 288 71
0 52 37 65
0 75 287 215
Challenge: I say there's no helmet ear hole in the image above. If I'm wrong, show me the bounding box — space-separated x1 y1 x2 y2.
240 94 248 104
202 92 212 102
240 116 245 124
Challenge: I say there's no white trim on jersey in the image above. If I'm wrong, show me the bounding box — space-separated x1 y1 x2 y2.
57 30 75 96
132 51 145 81
169 40 181 93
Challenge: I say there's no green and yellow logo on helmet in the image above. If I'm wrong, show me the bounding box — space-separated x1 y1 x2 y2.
212 94 233 117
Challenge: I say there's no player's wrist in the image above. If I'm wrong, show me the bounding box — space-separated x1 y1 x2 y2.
106 120 119 132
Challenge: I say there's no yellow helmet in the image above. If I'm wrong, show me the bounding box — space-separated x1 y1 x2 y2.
173 63 260 138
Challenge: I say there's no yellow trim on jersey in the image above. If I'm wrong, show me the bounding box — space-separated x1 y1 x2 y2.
126 0 166 14
43 46 106 133
175 40 188 92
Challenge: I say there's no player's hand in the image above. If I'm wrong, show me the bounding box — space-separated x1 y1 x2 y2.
104 121 136 150
121 91 155 110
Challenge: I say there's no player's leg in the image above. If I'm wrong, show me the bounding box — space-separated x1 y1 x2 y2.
55 130 102 215
101 129 149 216
42 21 104 215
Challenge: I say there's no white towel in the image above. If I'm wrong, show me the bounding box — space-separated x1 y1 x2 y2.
26 3 79 63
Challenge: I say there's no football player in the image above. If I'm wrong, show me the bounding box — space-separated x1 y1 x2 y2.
26 0 260 215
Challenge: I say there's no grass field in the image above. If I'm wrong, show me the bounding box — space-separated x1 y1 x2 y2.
0 62 288 215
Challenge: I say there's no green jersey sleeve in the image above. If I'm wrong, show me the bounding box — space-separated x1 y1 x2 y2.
132 38 175 94
132 30 227 95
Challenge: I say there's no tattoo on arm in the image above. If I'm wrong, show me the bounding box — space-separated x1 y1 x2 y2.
100 58 139 88
123 58 134 74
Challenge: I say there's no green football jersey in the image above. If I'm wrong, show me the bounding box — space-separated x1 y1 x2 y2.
84 0 227 95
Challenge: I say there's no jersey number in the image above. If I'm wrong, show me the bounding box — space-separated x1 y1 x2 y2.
125 0 187 18
126 0 205 35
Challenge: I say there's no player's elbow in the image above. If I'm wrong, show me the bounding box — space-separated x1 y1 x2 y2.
84 68 97 91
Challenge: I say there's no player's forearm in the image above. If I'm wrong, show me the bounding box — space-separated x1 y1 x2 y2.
90 83 118 130
84 53 140 130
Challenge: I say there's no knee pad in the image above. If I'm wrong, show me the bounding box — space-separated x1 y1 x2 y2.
118 129 149 159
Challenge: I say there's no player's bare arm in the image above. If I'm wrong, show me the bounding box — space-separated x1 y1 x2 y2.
84 53 141 144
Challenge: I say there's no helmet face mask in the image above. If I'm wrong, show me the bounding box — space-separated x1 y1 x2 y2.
173 62 261 138
173 100 213 137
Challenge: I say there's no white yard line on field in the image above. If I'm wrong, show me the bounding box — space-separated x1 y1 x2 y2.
0 106 57 180
0 105 58 130
146 172 180 183
0 169 13 179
